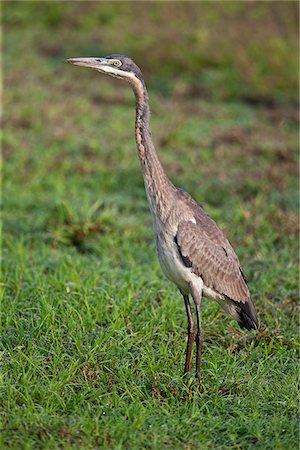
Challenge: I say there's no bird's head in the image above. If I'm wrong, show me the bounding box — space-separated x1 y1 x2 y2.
65 54 144 83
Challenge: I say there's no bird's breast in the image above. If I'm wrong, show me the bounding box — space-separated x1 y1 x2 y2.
154 224 191 293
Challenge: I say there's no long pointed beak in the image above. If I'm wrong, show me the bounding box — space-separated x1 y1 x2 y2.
65 57 106 70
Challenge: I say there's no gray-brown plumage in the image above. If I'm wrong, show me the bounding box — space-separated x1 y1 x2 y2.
66 54 258 378
174 190 257 330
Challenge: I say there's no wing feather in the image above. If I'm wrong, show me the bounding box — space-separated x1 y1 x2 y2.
175 220 250 303
173 189 258 329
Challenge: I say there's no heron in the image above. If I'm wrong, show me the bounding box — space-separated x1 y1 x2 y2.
66 54 258 378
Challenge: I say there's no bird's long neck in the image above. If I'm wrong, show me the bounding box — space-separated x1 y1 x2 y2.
129 76 174 221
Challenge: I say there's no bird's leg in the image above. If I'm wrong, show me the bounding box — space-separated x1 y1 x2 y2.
181 291 196 375
195 302 204 378
189 283 204 379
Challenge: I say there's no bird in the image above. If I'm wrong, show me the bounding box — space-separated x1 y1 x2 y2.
66 54 258 378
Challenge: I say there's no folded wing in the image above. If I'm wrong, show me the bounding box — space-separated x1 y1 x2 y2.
175 218 258 329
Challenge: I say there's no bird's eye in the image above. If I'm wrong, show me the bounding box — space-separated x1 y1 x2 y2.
113 61 121 67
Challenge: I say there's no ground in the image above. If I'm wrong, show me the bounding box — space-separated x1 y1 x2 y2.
2 2 299 449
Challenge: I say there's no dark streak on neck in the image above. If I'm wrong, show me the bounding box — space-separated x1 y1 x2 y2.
129 75 174 221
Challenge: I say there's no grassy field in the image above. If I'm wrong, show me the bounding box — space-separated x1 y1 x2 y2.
2 2 299 449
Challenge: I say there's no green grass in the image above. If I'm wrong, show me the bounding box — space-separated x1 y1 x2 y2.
2 2 299 449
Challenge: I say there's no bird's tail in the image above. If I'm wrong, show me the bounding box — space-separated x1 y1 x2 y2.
236 297 258 331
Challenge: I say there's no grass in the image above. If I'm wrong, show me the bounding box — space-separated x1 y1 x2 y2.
2 2 299 449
